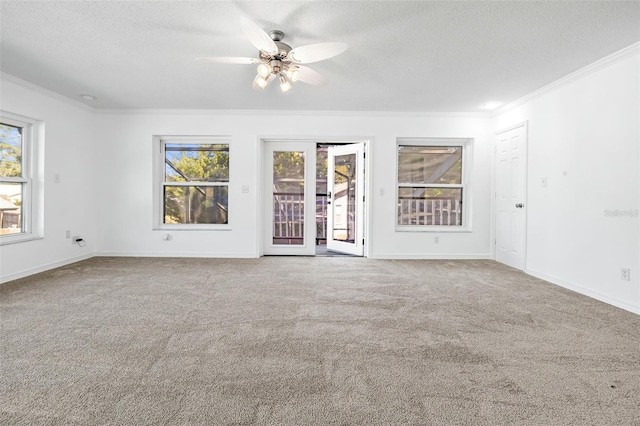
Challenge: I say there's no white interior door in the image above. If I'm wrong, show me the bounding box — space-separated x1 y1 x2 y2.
327 143 365 256
495 123 528 270
263 141 316 255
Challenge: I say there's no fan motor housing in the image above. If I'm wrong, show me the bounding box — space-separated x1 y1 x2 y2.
260 42 291 62
274 41 291 58
259 31 291 60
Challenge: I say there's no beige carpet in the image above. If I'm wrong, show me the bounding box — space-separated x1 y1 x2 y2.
1 257 639 425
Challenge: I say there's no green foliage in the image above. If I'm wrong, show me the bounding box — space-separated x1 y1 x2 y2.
165 144 229 182
273 151 304 193
273 151 304 179
0 124 22 178
316 149 327 180
333 163 351 185
163 144 229 224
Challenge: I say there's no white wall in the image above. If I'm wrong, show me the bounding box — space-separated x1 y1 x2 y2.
0 76 96 282
93 112 493 259
1 45 637 316
494 46 640 314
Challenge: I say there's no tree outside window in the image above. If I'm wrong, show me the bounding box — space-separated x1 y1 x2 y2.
161 142 229 225
0 122 26 236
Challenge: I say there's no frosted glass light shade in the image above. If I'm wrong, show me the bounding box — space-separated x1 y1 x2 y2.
279 75 291 93
257 63 271 78
287 68 300 82
254 74 269 89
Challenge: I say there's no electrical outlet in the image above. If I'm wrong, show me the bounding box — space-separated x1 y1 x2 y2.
621 268 630 281
541 176 547 188
65 230 71 239
434 236 439 244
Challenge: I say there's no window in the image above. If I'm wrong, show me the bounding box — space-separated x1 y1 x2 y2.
397 139 470 229
0 112 40 243
155 137 230 228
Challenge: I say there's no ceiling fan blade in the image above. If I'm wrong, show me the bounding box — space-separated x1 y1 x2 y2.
295 65 327 86
240 17 278 55
196 57 259 64
288 42 348 64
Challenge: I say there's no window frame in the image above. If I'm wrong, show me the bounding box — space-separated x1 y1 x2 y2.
395 137 472 232
0 111 42 245
153 136 231 231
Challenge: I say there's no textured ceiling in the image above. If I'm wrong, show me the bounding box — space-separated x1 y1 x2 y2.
1 1 639 112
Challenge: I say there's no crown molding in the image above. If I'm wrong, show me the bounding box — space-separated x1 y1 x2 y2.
1 72 95 113
95 108 490 118
494 42 640 116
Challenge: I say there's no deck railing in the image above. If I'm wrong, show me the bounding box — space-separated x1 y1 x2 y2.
272 193 328 244
398 197 461 226
273 194 461 243
272 192 306 244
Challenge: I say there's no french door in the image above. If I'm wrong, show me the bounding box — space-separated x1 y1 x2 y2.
263 141 316 255
326 143 365 256
495 123 528 270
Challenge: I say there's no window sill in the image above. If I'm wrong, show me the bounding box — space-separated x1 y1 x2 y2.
0 233 43 246
153 224 232 231
395 226 472 233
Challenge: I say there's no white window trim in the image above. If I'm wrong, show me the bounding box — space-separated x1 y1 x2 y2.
152 135 231 231
395 137 473 233
0 111 43 245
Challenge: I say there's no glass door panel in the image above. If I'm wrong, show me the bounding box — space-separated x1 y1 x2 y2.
263 141 316 256
331 153 356 243
315 146 328 247
327 143 365 256
272 151 305 245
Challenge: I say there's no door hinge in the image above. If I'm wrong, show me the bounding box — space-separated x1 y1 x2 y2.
362 195 365 202
362 239 365 245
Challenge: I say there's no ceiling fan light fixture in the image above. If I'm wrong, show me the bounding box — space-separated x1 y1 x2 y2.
254 74 269 89
279 74 292 93
198 18 347 93
257 63 271 78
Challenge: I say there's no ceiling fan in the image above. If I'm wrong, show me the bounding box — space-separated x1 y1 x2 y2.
197 17 348 93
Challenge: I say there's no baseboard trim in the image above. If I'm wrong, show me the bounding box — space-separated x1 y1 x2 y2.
370 253 492 260
95 251 259 259
0 253 95 284
525 268 640 315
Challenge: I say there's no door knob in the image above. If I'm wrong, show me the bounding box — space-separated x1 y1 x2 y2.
515 203 524 208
